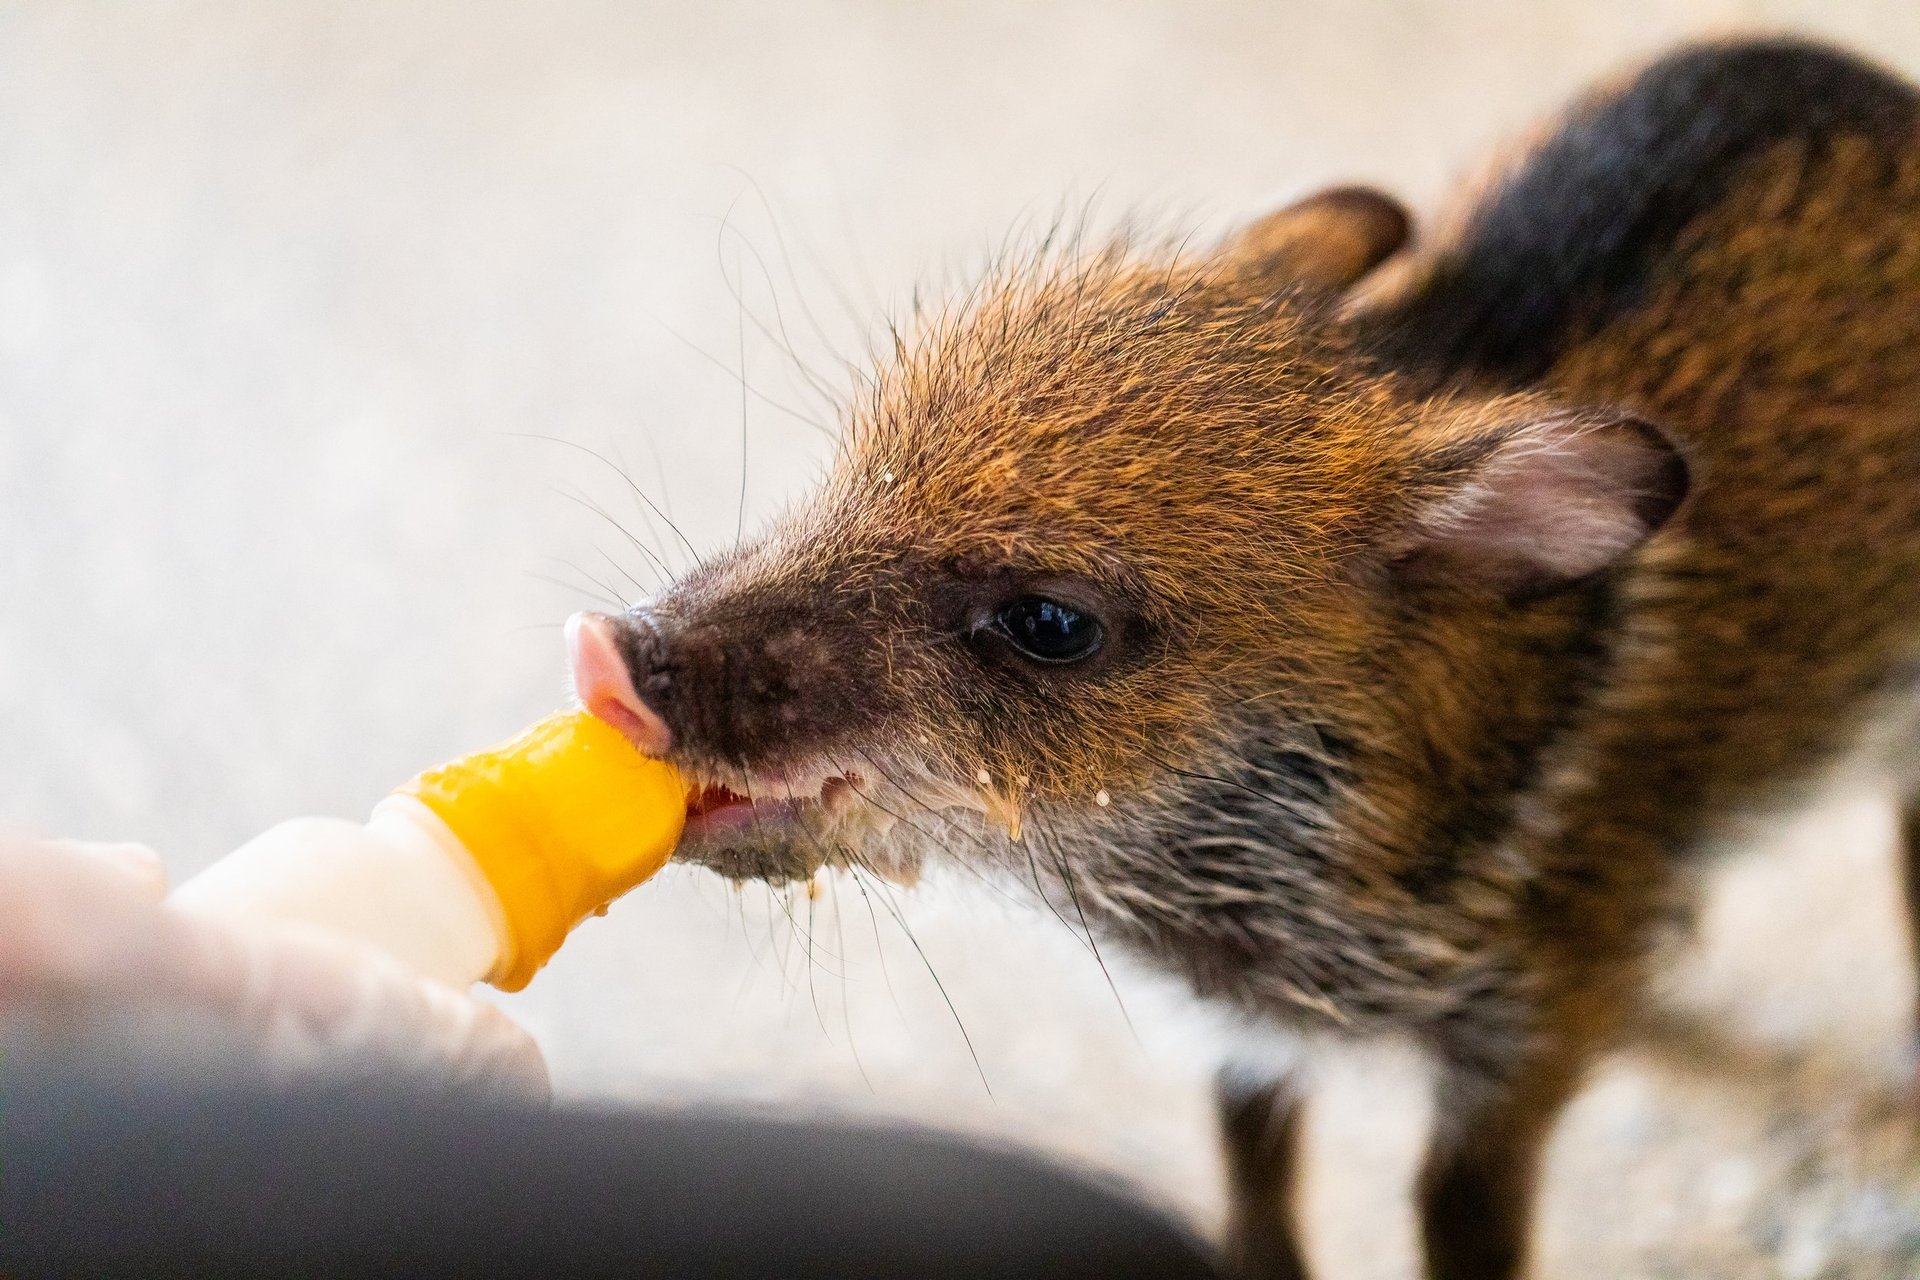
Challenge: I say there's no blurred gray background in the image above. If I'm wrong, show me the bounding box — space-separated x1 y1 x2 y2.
6 3 1920 1275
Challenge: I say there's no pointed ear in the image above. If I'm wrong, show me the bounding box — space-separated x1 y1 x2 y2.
1217 185 1411 293
1387 409 1689 599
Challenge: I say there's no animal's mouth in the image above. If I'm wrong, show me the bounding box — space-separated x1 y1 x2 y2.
670 750 1013 887
680 769 864 842
672 759 944 886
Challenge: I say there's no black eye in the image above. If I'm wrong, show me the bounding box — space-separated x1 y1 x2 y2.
994 597 1105 664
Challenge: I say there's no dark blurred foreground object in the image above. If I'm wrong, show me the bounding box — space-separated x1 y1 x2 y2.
0 1062 1220 1280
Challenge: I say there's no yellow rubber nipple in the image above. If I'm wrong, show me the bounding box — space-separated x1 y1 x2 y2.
397 710 686 990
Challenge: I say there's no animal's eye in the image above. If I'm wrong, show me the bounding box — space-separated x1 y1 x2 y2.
994 597 1105 665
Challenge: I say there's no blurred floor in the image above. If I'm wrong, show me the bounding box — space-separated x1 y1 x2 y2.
5 3 1920 1275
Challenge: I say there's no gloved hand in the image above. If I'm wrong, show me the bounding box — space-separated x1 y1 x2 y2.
0 833 547 1097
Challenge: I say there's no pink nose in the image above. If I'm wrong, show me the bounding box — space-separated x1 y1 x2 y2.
565 611 674 757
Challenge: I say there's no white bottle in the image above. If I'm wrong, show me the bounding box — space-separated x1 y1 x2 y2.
171 709 685 992
172 795 506 989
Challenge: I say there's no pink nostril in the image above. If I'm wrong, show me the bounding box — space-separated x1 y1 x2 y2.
565 611 674 757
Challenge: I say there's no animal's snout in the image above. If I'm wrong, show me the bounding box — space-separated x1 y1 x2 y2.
566 611 675 757
567 583 882 768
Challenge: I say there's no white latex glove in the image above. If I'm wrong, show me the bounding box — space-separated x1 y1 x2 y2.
0 833 548 1098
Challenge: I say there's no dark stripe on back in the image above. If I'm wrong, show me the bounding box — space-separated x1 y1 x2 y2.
1367 38 1918 384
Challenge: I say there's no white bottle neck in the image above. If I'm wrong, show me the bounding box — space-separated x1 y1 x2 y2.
366 795 513 987
173 800 512 990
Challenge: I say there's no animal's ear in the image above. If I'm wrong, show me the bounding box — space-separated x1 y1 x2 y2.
1217 186 1411 292
1387 408 1689 599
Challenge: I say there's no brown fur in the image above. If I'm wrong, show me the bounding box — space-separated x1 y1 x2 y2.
609 38 1920 1279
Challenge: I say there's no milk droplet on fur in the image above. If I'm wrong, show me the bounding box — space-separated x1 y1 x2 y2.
1095 789 1111 807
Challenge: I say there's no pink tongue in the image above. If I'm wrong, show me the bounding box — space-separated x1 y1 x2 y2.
565 611 674 757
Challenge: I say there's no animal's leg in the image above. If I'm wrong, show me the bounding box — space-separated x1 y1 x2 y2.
1899 792 1920 1036
1418 1026 1598 1280
1216 1065 1311 1280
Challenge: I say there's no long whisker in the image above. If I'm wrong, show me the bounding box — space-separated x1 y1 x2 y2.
729 238 752 547
1008 808 1097 953
733 773 800 1001
1029 810 1139 1043
705 200 840 444
802 889 832 1038
715 218 850 424
847 865 909 1027
524 566 626 611
550 482 676 583
603 437 678 581
647 310 840 441
848 849 994 1099
843 753 1124 997
716 166 863 408
728 882 776 1014
842 752 1029 909
828 876 875 1092
545 441 681 577
513 431 701 565
767 878 844 975
593 545 659 599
